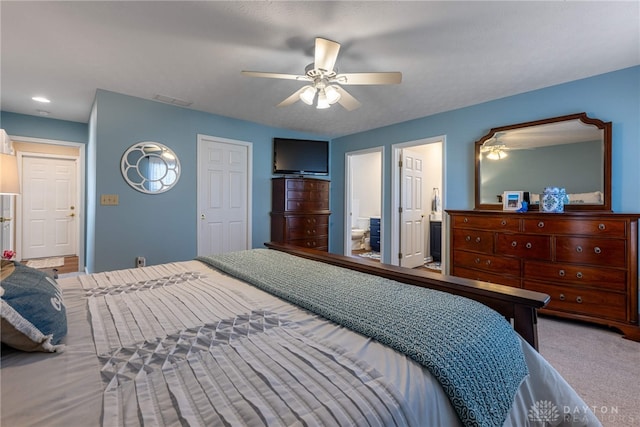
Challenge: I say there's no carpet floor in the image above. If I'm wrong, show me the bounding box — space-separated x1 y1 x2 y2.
538 316 640 426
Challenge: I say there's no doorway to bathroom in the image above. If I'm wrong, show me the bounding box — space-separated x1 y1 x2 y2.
344 147 383 261
391 136 445 272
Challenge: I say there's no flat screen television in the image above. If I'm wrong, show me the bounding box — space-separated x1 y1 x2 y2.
273 137 329 176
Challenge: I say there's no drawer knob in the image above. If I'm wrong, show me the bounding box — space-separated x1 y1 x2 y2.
525 242 532 249
576 272 583 279
486 259 492 265
537 221 545 228
463 218 469 223
576 296 583 304
558 269 565 277
511 241 517 247
475 237 481 243
501 220 507 226
598 223 606 231
465 235 471 242
475 258 481 264
576 246 583 253
594 246 601 254
559 294 566 301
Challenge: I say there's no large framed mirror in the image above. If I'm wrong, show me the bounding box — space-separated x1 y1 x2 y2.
121 142 181 194
475 113 611 211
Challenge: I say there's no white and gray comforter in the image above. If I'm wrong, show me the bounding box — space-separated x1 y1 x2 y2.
0 253 601 427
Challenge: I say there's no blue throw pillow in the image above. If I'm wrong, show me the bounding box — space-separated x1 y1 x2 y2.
1 260 67 352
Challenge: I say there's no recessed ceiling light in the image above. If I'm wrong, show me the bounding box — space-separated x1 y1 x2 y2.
32 96 51 103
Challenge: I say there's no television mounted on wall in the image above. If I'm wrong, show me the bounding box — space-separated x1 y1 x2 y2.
273 137 329 176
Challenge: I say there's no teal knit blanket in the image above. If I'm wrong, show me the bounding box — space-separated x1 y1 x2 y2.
197 249 528 427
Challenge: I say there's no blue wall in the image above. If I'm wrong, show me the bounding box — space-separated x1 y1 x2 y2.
329 66 640 259
0 111 88 143
89 90 326 271
2 66 638 271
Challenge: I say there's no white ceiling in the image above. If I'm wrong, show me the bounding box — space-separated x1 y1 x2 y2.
1 1 638 137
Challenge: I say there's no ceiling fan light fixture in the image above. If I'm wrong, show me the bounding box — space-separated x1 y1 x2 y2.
325 85 341 105
486 148 508 160
299 86 316 105
316 89 330 109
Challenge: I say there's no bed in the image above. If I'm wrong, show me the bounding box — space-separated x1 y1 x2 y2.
1 243 601 426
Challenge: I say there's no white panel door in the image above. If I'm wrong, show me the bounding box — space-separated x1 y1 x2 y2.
400 148 425 268
197 136 251 256
22 156 77 259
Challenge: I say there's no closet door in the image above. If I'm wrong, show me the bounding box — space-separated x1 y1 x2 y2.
197 135 252 256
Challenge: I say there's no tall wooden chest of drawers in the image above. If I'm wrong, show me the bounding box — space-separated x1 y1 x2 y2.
448 210 640 341
271 177 330 251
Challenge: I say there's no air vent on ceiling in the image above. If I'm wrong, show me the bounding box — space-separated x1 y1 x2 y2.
153 94 193 107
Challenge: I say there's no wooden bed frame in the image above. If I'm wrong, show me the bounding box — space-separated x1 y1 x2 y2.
265 242 550 350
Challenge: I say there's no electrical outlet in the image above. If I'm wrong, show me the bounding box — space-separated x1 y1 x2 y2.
100 194 119 206
136 256 146 268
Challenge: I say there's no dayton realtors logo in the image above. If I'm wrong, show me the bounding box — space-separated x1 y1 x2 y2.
528 400 560 424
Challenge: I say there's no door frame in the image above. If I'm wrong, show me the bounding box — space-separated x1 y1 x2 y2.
391 135 446 269
196 134 252 255
11 135 85 271
344 146 384 258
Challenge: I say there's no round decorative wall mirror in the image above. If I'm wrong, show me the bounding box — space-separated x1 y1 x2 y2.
121 142 181 194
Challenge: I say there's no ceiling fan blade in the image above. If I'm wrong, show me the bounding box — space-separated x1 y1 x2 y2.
314 37 341 72
335 72 402 85
241 71 308 81
276 86 308 107
334 86 361 111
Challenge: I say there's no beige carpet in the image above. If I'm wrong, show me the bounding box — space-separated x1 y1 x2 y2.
538 316 640 427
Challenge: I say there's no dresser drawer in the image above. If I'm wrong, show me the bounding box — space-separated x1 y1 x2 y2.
524 281 627 322
452 215 519 231
286 179 329 192
287 215 328 229
452 229 494 253
453 266 521 287
523 218 627 238
555 237 626 268
524 261 626 292
496 233 552 260
286 189 329 201
289 236 329 250
286 199 329 212
453 250 520 275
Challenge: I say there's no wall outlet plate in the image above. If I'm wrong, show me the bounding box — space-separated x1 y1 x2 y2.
101 194 119 205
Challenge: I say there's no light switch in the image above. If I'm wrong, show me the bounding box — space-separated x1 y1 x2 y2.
100 194 119 205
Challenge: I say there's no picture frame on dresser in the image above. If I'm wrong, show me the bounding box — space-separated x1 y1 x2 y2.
503 191 523 211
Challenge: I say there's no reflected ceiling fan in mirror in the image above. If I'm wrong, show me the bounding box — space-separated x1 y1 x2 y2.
480 132 510 160
241 37 402 110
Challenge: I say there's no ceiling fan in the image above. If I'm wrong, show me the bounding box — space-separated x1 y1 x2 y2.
241 37 402 111
481 132 510 160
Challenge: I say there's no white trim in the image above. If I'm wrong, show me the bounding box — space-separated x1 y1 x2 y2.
9 135 86 273
344 146 385 260
391 135 447 271
196 134 253 254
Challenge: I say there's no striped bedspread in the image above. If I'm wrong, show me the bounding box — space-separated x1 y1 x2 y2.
81 261 417 426
198 249 529 427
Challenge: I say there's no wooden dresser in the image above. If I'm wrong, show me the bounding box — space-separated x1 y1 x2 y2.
448 210 640 341
271 177 330 251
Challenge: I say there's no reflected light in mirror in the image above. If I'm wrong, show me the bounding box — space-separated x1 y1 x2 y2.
485 149 508 160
